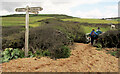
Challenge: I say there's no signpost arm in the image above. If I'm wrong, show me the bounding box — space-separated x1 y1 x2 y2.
25 6 29 57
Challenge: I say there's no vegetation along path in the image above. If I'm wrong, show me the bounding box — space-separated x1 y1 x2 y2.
2 43 118 72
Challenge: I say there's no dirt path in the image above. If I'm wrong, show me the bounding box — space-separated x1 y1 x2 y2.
2 43 118 72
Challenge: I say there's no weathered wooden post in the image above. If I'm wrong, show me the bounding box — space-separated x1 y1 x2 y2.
15 6 43 57
25 6 29 57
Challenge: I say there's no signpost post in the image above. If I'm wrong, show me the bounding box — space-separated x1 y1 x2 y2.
15 6 43 57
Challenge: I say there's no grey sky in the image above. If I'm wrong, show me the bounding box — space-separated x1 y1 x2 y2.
0 0 119 18
2 2 24 12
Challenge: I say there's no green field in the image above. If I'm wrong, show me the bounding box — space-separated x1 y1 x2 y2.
82 25 110 33
2 16 53 27
62 18 118 24
2 14 115 33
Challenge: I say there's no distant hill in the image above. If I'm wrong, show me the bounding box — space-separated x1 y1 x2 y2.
101 17 120 21
1 14 75 19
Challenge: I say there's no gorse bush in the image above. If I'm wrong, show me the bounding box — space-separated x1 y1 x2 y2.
97 30 120 48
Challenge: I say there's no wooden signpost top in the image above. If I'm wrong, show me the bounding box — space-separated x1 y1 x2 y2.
15 6 43 13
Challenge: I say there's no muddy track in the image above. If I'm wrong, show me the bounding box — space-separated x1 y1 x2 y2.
2 43 118 72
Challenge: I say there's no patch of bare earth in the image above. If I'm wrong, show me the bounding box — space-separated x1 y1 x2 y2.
2 43 118 72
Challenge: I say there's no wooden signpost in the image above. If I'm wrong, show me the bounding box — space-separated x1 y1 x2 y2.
15 6 43 57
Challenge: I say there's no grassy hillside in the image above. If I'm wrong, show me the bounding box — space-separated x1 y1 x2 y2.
2 14 118 26
2 16 53 27
2 14 116 33
62 18 118 24
82 25 110 33
2 14 73 27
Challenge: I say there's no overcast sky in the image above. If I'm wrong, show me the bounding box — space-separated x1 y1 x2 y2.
0 0 119 18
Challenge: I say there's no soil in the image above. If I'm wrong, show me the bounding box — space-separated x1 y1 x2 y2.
1 43 118 72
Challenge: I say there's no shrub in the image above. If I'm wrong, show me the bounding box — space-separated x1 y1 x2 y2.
93 43 102 48
29 25 72 58
1 48 25 63
33 49 42 57
53 46 71 58
29 25 71 50
1 48 48 63
34 49 51 57
28 51 34 58
2 25 71 59
2 26 25 49
2 18 87 59
2 26 24 37
52 19 86 43
97 30 120 48
2 31 25 49
42 49 51 56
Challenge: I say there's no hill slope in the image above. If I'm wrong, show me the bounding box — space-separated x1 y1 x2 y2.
2 43 118 72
